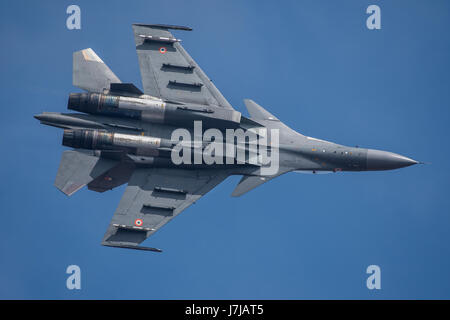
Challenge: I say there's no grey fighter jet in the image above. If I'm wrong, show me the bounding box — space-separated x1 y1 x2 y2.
35 24 418 252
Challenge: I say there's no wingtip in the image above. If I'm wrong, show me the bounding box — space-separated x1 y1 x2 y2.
102 242 163 253
243 98 255 107
132 23 192 31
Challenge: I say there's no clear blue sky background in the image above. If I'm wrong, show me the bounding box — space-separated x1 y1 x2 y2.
0 0 449 299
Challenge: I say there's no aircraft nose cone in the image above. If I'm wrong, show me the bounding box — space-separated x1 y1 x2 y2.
366 149 418 171
34 114 43 121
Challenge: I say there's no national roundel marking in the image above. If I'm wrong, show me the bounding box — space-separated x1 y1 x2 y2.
134 219 143 227
159 47 167 54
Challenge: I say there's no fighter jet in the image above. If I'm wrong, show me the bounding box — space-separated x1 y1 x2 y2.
35 24 418 252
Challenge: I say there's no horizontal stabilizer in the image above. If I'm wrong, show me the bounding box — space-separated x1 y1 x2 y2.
73 48 121 93
55 150 118 196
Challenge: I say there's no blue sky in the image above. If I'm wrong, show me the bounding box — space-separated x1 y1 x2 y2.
0 0 449 299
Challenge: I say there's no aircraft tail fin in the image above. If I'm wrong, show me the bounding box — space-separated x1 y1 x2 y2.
55 150 119 196
73 48 121 93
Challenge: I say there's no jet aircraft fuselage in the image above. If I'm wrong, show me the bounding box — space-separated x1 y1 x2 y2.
35 23 418 252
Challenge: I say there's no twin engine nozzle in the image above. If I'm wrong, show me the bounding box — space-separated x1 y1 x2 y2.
67 92 242 127
67 92 159 120
62 129 173 155
62 129 113 150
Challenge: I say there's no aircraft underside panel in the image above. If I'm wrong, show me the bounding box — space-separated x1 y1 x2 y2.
101 167 229 251
132 24 233 109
